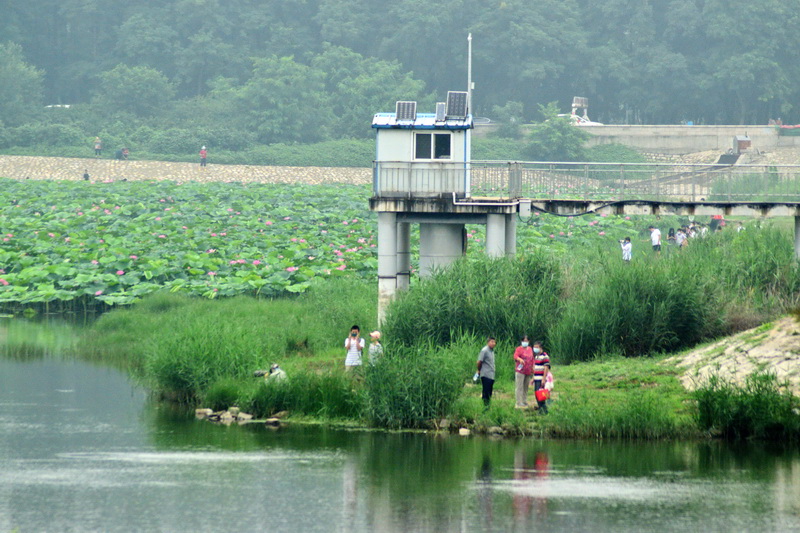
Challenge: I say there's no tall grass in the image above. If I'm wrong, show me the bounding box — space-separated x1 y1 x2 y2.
544 390 681 439
383 253 561 348
551 254 725 362
80 278 377 400
694 371 800 441
363 342 466 428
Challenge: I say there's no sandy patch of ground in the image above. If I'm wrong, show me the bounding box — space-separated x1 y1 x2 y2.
0 155 371 185
668 316 800 396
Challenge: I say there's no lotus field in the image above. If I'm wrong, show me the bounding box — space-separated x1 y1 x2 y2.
0 178 377 309
0 175 689 312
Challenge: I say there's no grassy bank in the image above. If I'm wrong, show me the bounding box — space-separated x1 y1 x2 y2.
74 218 800 439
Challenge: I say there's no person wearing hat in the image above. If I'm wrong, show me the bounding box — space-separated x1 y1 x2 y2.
368 331 383 365
199 146 208 167
267 363 287 382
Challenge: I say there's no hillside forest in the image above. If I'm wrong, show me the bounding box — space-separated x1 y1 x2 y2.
2 0 799 153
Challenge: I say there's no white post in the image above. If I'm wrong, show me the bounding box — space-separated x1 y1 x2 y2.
377 212 397 324
419 223 465 277
795 216 800 261
396 222 411 290
504 214 517 257
485 214 506 257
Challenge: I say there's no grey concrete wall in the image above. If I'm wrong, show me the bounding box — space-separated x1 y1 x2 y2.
473 124 800 155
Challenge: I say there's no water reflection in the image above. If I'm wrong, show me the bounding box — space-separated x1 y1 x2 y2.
2 320 800 532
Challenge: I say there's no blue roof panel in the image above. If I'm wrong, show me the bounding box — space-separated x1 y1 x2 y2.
372 112 473 130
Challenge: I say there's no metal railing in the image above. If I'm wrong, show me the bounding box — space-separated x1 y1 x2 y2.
468 161 800 203
373 161 469 197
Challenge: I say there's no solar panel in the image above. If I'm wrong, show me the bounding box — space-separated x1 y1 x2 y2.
395 101 417 121
435 102 446 122
446 91 468 118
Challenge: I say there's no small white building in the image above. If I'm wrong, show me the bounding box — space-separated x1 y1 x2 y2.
372 95 473 196
370 94 519 322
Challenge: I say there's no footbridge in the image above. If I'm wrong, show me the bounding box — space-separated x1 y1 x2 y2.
370 160 800 320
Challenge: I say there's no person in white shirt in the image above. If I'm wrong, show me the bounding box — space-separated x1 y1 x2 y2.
649 225 661 254
344 325 365 370
620 237 632 262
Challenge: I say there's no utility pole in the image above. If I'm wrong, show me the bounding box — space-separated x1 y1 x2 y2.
467 33 473 115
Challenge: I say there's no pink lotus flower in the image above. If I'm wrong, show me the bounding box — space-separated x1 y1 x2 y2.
342 221 349 225
207 249 216 254
549 234 555 238
283 217 291 220
291 238 298 242
625 216 631 220
0 279 8 286
77 212 83 216
307 256 315 260
95 290 103 296
130 255 138 260
210 233 217 237
207 271 216 276
158 235 166 238
559 231 565 236
48 233 55 238
599 231 606 236
252 260 261 265
352 219 358 223
601 213 608 217
321 230 327 234
265 221 273 225
116 270 125 275
155 217 161 221
286 266 298 272
91 260 99 265
336 264 347 270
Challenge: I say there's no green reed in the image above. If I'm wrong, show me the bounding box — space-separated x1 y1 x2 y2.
694 371 800 441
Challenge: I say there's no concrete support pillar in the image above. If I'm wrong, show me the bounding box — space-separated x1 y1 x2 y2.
377 212 397 324
396 222 411 290
795 216 800 261
419 223 464 277
504 214 517 257
485 214 506 257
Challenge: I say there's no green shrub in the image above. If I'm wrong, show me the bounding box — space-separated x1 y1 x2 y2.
364 344 464 428
545 390 679 439
694 371 800 440
383 253 561 348
551 254 724 362
586 143 647 163
204 378 246 411
246 371 364 419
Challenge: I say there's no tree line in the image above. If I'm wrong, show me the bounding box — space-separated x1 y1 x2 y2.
2 0 799 151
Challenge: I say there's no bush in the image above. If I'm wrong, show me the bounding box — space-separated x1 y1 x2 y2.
383 253 561 348
364 344 465 428
694 371 800 440
545 389 679 439
551 255 724 362
586 143 647 163
246 371 364 419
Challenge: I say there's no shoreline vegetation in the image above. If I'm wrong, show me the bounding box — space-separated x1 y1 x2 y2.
1 175 799 440
77 242 799 441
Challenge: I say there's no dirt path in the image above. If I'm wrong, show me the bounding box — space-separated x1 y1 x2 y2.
0 155 371 185
667 316 800 396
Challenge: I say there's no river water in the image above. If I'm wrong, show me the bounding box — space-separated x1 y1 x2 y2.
1 320 799 532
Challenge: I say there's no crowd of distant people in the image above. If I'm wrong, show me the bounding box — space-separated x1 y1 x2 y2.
620 218 744 261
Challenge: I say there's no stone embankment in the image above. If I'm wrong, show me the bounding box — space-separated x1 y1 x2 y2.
0 155 371 185
669 316 800 396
